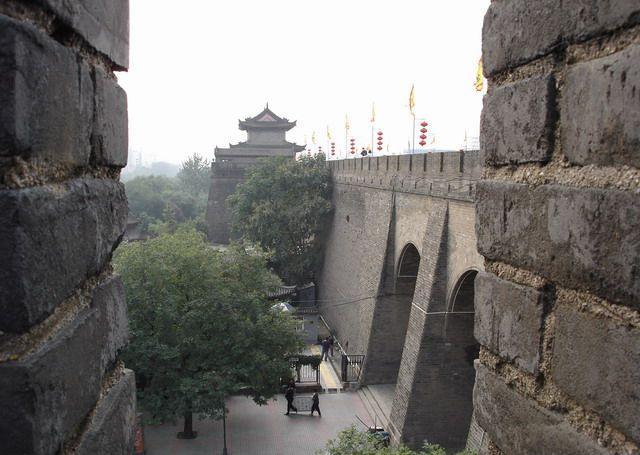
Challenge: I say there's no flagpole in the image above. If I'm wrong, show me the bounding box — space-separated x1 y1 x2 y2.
412 113 416 154
371 124 374 156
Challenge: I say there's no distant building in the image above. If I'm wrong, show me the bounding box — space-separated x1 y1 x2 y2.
206 106 304 244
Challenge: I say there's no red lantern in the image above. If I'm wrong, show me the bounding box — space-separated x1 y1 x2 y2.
377 146 383 151
420 121 428 127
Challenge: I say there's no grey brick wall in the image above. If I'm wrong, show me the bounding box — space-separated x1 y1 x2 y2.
319 151 483 451
476 1 640 453
0 1 135 453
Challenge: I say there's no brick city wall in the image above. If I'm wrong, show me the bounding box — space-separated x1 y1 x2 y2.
206 162 245 244
475 1 640 454
319 151 484 451
0 1 135 454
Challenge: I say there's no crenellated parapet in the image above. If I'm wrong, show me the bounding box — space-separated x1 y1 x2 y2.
327 150 481 202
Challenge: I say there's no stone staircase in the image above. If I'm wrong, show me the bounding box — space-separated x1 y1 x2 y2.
358 386 392 432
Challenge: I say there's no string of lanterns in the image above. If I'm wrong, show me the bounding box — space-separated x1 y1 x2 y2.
419 121 429 147
376 130 384 152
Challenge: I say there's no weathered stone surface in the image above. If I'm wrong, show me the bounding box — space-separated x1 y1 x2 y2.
0 14 93 164
0 179 127 333
481 74 555 165
561 44 640 168
482 0 640 75
75 369 136 455
474 272 545 374
92 67 128 167
473 364 610 455
551 302 640 443
476 181 640 307
0 276 129 455
33 0 129 69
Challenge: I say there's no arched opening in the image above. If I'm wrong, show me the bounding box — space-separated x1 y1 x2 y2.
439 269 480 452
362 243 420 424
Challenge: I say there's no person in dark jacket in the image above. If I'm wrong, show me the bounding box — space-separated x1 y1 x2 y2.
321 338 330 361
310 392 321 417
284 386 297 415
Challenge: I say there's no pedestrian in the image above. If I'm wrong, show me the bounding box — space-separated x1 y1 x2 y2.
321 338 330 361
328 336 335 357
310 391 321 417
284 386 297 415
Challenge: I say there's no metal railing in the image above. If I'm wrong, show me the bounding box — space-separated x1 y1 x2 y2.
341 354 365 382
289 357 320 384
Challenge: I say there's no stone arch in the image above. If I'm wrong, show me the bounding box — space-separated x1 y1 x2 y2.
438 269 480 451
362 243 420 385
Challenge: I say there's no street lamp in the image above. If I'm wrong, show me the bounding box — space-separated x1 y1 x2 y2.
222 406 229 455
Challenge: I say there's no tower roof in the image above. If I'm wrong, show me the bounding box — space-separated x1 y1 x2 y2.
239 106 297 131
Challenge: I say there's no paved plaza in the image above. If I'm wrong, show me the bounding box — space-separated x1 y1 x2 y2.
144 392 371 455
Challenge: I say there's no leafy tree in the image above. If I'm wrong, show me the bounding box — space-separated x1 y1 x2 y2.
320 426 476 455
228 154 332 285
125 175 176 221
125 174 206 235
114 227 303 438
177 153 211 198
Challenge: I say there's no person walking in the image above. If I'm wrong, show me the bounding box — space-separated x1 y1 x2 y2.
321 338 330 361
328 336 335 357
310 392 321 417
284 386 297 415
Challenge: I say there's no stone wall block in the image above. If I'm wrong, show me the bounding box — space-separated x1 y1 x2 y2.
474 272 545 374
476 181 640 307
473 364 610 455
483 0 640 75
561 44 640 168
0 14 93 165
0 179 127 333
481 74 555 165
92 67 128 167
74 368 136 455
33 0 129 69
551 303 640 443
0 276 129 455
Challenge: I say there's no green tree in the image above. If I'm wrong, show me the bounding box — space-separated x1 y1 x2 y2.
114 227 303 438
125 175 175 221
177 153 211 198
228 154 332 285
125 174 205 235
320 426 476 455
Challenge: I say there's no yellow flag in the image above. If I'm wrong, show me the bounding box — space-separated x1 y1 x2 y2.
327 126 332 141
475 58 484 92
312 131 317 144
409 84 415 115
345 114 350 131
371 102 376 123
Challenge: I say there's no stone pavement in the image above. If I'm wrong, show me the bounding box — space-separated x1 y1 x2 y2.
144 392 370 455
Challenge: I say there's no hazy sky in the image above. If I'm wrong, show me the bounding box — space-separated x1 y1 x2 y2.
117 0 489 166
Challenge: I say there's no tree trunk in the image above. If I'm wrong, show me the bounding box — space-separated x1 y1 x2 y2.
177 410 198 439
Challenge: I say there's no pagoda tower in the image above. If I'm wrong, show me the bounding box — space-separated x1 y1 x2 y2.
206 106 305 244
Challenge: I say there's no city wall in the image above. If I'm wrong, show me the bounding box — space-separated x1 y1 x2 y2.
318 151 484 451
0 1 134 453
474 2 640 454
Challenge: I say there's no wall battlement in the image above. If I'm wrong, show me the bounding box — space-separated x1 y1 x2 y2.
328 150 480 202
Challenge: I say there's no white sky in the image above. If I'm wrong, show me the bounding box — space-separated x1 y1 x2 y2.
117 0 490 165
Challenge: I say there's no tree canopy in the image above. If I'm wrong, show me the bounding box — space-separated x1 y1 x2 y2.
125 153 211 235
228 154 332 285
114 227 303 433
176 153 211 198
320 426 476 455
